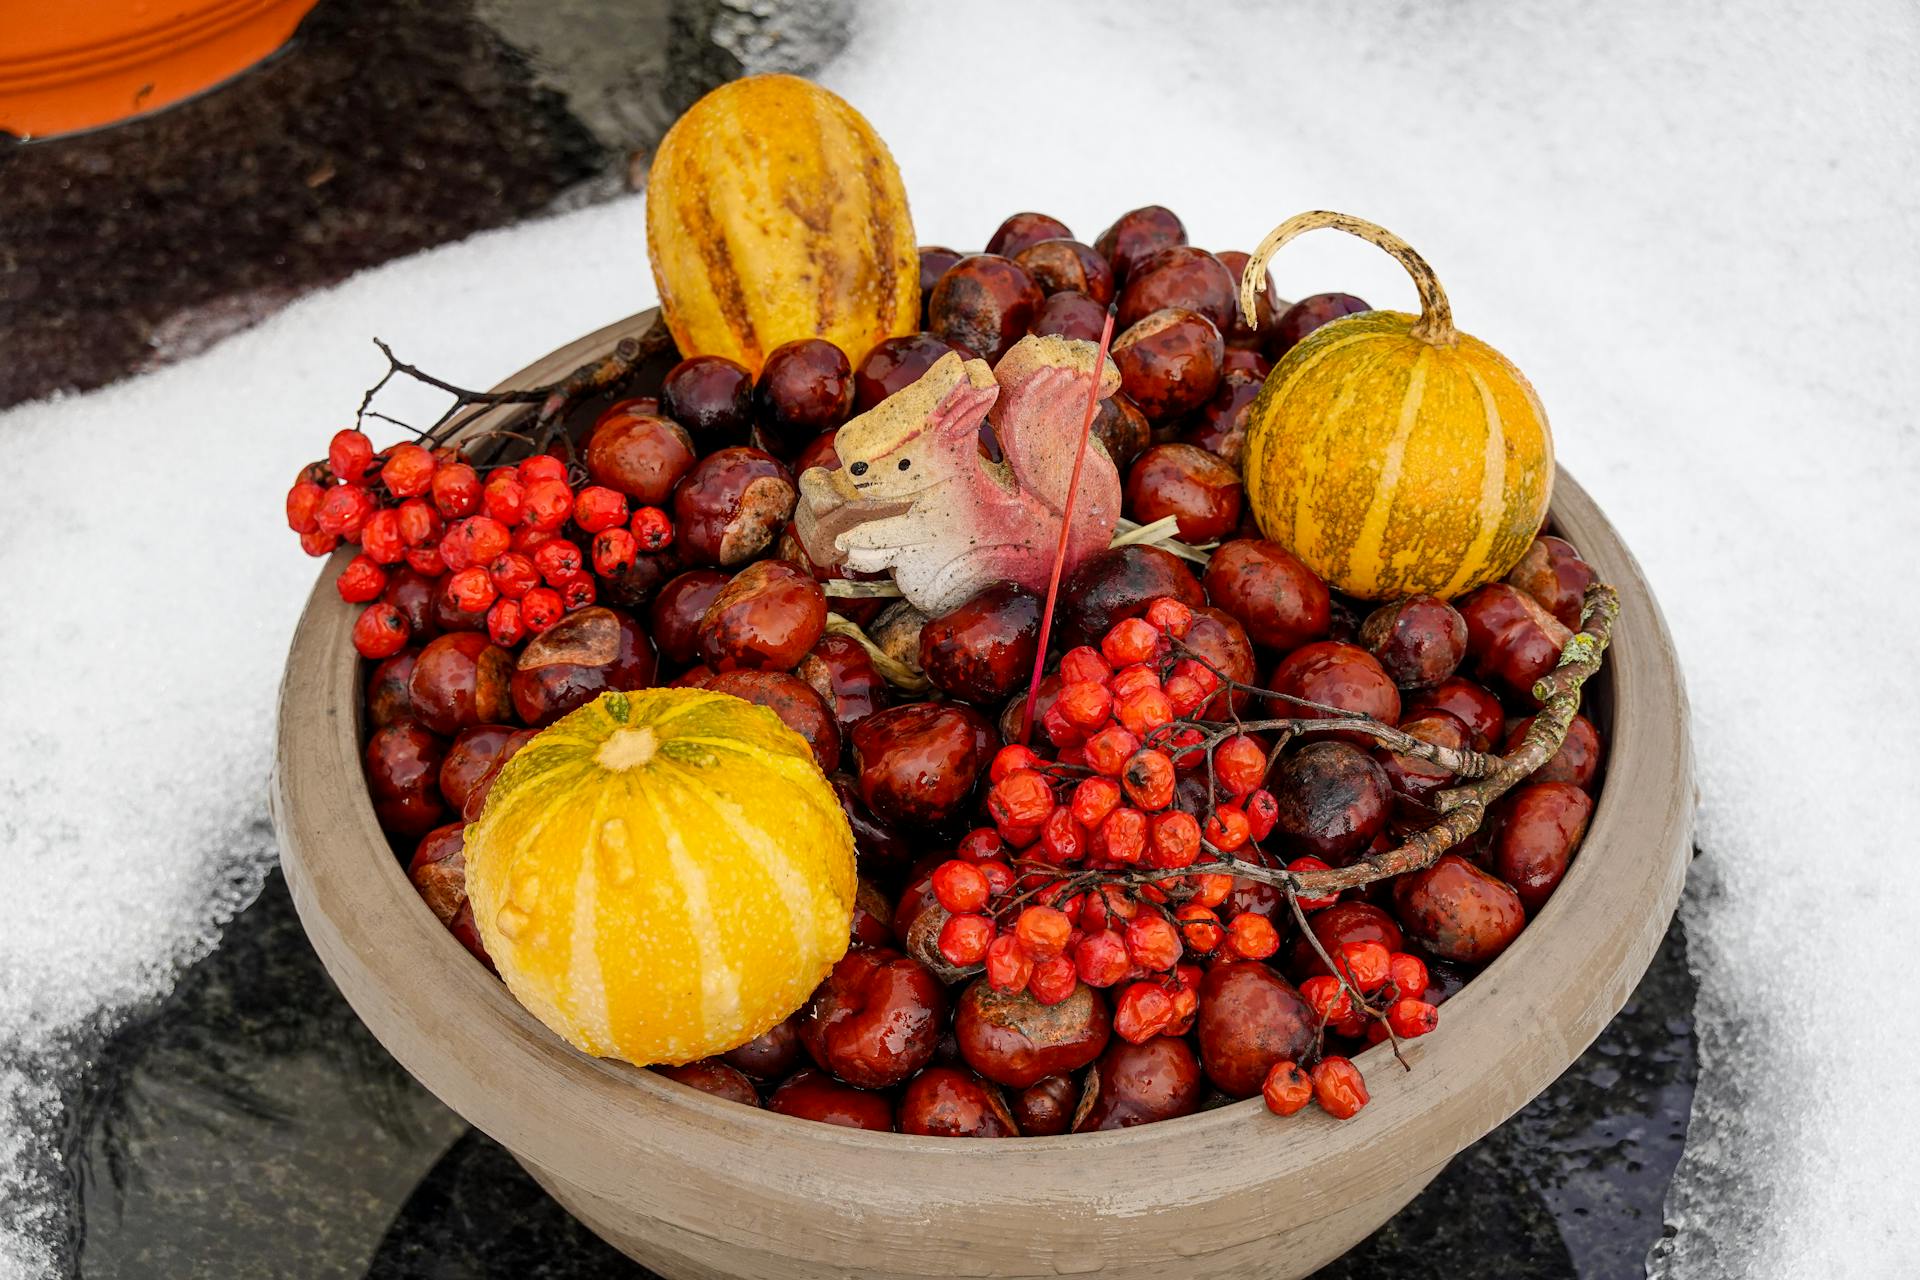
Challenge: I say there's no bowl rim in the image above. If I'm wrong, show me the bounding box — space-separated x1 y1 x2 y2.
272 308 1693 1263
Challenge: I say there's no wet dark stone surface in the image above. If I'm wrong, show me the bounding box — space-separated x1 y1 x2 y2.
64 872 1693 1279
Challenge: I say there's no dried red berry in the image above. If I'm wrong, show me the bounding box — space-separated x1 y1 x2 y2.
932 860 991 914
351 602 409 658
1056 679 1114 731
559 575 597 611
431 462 481 518
315 483 374 539
286 481 326 533
1101 616 1161 668
1113 684 1175 737
486 598 525 647
1175 904 1224 953
939 913 995 966
1122 749 1176 811
489 552 539 600
483 472 527 525
1386 997 1439 1039
591 527 639 577
1244 788 1280 841
1014 906 1072 960
1097 806 1149 864
518 455 567 485
397 497 442 547
1148 810 1201 869
534 539 584 585
1263 1060 1313 1116
328 429 374 484
335 555 387 603
985 933 1034 992
1058 645 1113 686
1069 776 1122 829
1311 1056 1369 1119
990 744 1043 783
1287 856 1338 911
1144 597 1192 637
446 566 496 613
1336 940 1392 993
1387 952 1430 1000
1124 912 1182 971
1299 974 1353 1025
360 508 405 564
572 485 629 534
1213 734 1267 797
988 769 1056 834
1083 725 1140 777
1027 955 1078 1005
1112 981 1175 1043
631 505 675 551
1074 929 1130 987
381 443 437 497
521 586 564 633
1226 912 1280 960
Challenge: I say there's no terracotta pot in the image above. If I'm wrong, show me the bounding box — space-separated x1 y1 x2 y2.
272 309 1693 1280
0 0 317 140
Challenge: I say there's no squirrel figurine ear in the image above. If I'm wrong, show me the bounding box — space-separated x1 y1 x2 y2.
992 335 1121 402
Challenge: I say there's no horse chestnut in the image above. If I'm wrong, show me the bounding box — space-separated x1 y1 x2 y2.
918 247 964 323
898 1066 1019 1138
802 948 947 1089
1289 901 1405 981
647 568 731 668
1492 781 1593 912
1359 595 1468 691
1271 740 1391 863
672 447 797 567
509 606 656 728
1505 535 1596 630
1124 443 1243 543
408 632 514 736
661 354 754 444
366 650 418 727
917 581 1042 706
1214 250 1276 350
797 634 892 733
929 254 1043 363
1196 962 1315 1098
1393 853 1527 964
854 333 968 413
1403 676 1506 752
1202 539 1331 653
697 559 827 672
987 212 1074 258
1011 1074 1079 1136
851 702 995 828
1058 544 1207 648
954 978 1110 1089
754 339 854 458
1457 583 1573 704
1503 712 1603 789
1116 245 1237 334
656 1060 760 1107
1265 640 1401 734
407 822 489 966
1111 306 1224 421
767 1069 893 1131
703 670 841 773
1270 292 1370 359
366 720 447 838
721 1012 804 1083
1075 1034 1203 1130
1094 205 1187 283
1180 369 1263 466
1029 290 1108 342
1091 390 1152 471
1014 239 1115 304
586 409 697 505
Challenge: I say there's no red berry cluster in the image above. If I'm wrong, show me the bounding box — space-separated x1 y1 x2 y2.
284 428 676 659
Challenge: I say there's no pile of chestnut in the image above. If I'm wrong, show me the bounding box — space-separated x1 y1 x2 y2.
360 203 1606 1137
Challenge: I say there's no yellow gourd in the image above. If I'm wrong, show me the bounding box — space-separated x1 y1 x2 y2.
1237 212 1553 600
464 687 855 1066
646 74 919 374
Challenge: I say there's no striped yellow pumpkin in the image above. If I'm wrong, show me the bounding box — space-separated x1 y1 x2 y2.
1237 212 1553 601
646 74 919 374
464 687 855 1067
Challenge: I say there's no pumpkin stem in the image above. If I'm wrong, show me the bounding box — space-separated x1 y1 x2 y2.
1239 211 1457 347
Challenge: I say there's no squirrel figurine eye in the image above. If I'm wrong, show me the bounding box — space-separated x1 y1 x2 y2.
898 458 912 471
850 461 868 476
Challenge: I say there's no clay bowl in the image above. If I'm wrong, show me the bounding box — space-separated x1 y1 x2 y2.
273 309 1693 1279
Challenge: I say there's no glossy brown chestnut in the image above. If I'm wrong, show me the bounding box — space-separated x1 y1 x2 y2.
1288 901 1406 981
672 446 797 567
407 822 490 966
585 409 698 505
851 702 994 829
1075 1035 1204 1131
1492 782 1593 913
509 606 656 728
696 559 827 672
954 978 1111 1089
721 1011 805 1083
407 632 514 736
438 724 518 813
379 567 442 642
793 430 842 477
456 727 537 822
853 333 966 413
1184 604 1256 717
656 1060 761 1107
430 579 491 635
753 339 855 458
647 568 731 668
1457 583 1573 705
1180 369 1262 466
1091 390 1152 471
1220 347 1272 379
801 948 948 1090
1116 245 1237 334
1214 249 1277 350
1058 544 1207 648
1359 595 1469 691
897 1066 1020 1138
1393 852 1528 964
917 246 964 323
850 878 896 949
1265 640 1401 734
928 254 1044 363
1196 962 1316 1098
1503 712 1603 789
366 720 448 838
1029 290 1108 342
1270 292 1370 359
1011 1074 1079 1137
766 1069 894 1131
1013 239 1115 304
797 635 892 733
986 212 1074 258
917 581 1042 706
703 670 842 774
1404 676 1507 752
1271 740 1391 863
1111 307 1224 421
1124 443 1242 543
660 354 754 444
1202 539 1331 654
366 650 418 727
1504 535 1596 630
1093 205 1187 283
1377 710 1474 811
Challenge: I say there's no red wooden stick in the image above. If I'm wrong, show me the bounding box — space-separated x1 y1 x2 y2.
1019 307 1118 746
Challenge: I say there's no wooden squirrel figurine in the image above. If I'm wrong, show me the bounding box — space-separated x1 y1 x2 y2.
794 334 1123 616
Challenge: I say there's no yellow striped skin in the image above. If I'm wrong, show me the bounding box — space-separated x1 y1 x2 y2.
646 74 919 375
465 688 855 1067
1242 310 1553 600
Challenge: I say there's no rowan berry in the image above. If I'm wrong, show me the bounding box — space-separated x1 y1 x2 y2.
1124 912 1182 971
573 485 629 534
1387 997 1439 1039
1097 806 1148 864
315 483 374 538
381 443 437 497
1336 940 1392 993
1112 981 1176 1043
1244 788 1280 841
447 566 497 614
1109 664 1161 701
592 527 639 577
631 505 674 551
1038 808 1087 864
360 508 405 564
1148 810 1201 869
1162 674 1205 718
483 472 527 526
957 828 1005 862
521 586 564 633
989 744 1043 784
1114 684 1175 737
1143 597 1192 637
1069 776 1122 829
932 860 990 914
1299 974 1353 1024
1263 1060 1313 1116
1121 749 1176 811
1204 804 1251 853
440 516 510 571
1014 905 1072 960
1387 952 1430 1001
1186 872 1233 909
938 913 995 966
1226 912 1280 960
1056 679 1113 731
1212 734 1267 797
1311 1056 1369 1119
1028 955 1078 1005
404 545 445 576
988 769 1055 833
1058 645 1112 686
431 461 481 518
985 933 1034 992
286 481 326 533
534 538 584 584
488 551 539 599
397 497 442 547
1175 904 1224 953
299 529 339 557
351 602 409 658
1101 616 1161 668
517 455 567 485
335 555 387 603
523 479 575 532
328 429 374 484
976 859 1015 898
1287 856 1339 911
1074 929 1130 987
1041 704 1086 749
559 575 597 611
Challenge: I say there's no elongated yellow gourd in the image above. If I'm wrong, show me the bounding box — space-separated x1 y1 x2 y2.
646 74 919 374
1237 212 1553 600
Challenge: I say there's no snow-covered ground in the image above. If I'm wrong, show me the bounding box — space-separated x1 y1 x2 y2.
2 1 1916 1275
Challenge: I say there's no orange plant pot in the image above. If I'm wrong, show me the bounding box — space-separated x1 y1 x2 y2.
0 0 319 140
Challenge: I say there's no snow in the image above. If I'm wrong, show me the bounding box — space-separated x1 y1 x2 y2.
2 0 1917 1275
